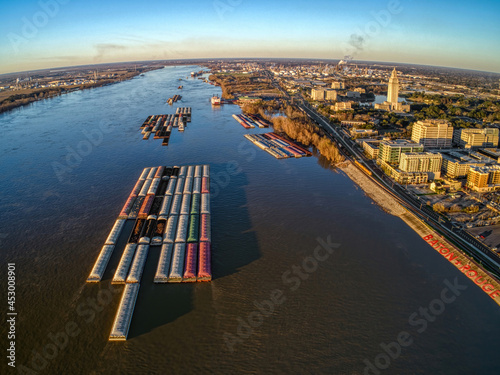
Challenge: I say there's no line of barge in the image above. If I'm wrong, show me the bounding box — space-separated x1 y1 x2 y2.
86 164 212 341
244 132 312 159
140 110 192 145
232 114 270 129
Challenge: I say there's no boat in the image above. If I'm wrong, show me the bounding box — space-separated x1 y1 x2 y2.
211 95 221 105
178 85 183 89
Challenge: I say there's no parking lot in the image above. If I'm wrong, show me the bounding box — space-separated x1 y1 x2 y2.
468 224 500 250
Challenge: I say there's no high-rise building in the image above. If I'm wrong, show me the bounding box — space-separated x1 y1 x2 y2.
325 89 338 101
387 68 399 104
332 102 353 111
411 119 453 149
374 68 410 112
441 149 492 178
398 152 442 179
311 88 325 101
377 139 424 164
467 165 500 192
363 141 381 159
453 128 499 149
331 81 345 89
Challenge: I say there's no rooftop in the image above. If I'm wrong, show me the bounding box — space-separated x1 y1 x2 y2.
469 165 500 173
438 149 492 164
402 152 442 158
480 148 500 157
415 119 451 127
380 139 423 147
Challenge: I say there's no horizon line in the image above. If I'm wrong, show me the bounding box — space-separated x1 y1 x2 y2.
2 57 500 77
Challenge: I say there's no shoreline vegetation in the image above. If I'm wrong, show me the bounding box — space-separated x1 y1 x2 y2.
208 73 280 99
208 71 343 164
0 67 161 114
241 101 345 164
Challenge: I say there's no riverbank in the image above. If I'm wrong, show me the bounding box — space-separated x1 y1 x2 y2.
340 161 500 307
208 72 280 99
0 68 161 114
339 161 405 216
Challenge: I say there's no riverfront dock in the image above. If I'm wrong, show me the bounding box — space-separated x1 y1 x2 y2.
140 109 191 145
244 132 312 159
86 164 212 340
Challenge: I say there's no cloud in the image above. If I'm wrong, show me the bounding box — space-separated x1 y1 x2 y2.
94 43 127 61
349 33 365 51
37 55 81 62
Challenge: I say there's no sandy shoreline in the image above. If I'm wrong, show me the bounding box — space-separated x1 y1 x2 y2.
339 162 405 217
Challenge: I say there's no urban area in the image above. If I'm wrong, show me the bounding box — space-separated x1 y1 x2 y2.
206 58 500 263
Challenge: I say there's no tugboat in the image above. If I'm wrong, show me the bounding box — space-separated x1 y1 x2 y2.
211 95 221 105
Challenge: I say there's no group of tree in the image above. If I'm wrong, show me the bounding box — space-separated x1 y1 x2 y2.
432 202 479 214
407 92 500 123
209 73 278 100
269 106 344 164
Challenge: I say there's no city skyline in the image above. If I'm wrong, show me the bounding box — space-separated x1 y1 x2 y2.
1 0 500 74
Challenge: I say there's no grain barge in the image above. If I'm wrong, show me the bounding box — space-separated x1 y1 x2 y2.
139 111 191 146
85 165 212 341
109 283 140 341
244 132 312 159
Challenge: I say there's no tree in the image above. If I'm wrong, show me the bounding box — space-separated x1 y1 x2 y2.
433 203 446 213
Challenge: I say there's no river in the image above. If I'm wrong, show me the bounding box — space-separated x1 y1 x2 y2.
0 65 499 375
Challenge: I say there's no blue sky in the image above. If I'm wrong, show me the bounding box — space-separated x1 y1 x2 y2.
1 0 499 74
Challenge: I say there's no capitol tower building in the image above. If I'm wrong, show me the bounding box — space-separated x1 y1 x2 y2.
387 68 399 104
375 68 410 112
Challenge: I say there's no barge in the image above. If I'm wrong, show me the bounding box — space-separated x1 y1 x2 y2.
86 165 212 341
139 111 191 146
86 245 115 282
126 244 149 283
244 132 312 159
109 283 140 341
154 243 174 283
